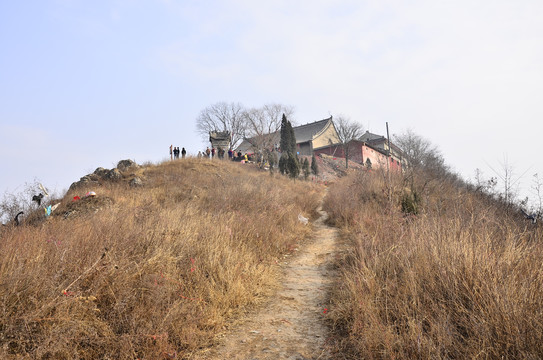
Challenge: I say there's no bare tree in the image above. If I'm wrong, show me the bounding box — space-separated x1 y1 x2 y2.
473 168 498 194
244 104 294 153
243 104 294 165
335 115 364 168
196 102 246 148
394 129 450 205
394 129 446 175
485 155 531 206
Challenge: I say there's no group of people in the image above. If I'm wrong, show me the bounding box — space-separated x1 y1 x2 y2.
195 147 249 162
170 144 251 163
170 145 186 160
198 147 225 159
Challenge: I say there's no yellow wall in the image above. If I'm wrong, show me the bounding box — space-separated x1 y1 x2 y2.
312 123 340 149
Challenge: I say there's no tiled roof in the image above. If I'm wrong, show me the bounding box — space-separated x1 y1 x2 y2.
359 130 404 157
209 131 231 141
236 117 333 152
293 117 332 143
360 131 385 143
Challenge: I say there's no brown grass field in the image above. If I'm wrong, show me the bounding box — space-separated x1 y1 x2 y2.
3 157 543 359
0 159 322 359
324 169 543 359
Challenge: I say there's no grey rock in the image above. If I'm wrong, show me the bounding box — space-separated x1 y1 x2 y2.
106 168 122 180
117 159 138 171
69 177 99 191
129 177 143 187
93 167 109 177
80 175 92 183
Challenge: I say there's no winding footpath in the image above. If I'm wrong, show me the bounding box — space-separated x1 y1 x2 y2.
194 202 339 360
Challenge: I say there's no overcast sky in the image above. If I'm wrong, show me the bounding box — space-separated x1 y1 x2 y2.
1 1 542 208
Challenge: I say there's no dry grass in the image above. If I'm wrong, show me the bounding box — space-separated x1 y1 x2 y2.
0 158 322 359
324 170 543 359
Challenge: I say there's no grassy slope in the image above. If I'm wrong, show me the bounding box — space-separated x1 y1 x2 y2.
324 170 543 359
0 159 322 359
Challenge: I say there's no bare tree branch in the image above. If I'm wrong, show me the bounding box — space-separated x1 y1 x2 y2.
394 129 446 174
196 102 247 147
244 103 295 154
335 115 364 168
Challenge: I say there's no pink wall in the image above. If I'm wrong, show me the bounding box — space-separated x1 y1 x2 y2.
313 141 402 171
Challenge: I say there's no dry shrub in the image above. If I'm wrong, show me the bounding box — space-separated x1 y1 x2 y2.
0 159 321 359
325 170 543 359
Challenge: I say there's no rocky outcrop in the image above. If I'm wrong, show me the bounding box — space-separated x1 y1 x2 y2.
129 177 143 187
117 159 138 172
69 160 141 190
93 167 109 177
69 175 99 191
106 168 122 180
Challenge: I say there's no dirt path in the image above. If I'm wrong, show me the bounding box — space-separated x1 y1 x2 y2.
193 202 339 360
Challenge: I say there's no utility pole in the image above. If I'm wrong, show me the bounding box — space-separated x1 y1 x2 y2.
386 122 392 205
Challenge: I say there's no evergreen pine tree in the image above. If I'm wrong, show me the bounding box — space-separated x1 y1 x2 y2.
311 154 319 175
287 152 300 180
279 114 300 179
302 158 310 180
279 154 288 175
280 114 290 154
288 120 297 155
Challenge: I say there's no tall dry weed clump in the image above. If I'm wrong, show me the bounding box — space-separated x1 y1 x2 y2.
0 159 321 359
324 170 543 359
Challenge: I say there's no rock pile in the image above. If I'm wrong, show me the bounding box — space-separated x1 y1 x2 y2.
69 159 141 190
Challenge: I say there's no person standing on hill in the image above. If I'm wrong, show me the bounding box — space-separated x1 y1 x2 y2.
205 147 211 158
181 147 186 159
170 145 173 160
211 147 215 159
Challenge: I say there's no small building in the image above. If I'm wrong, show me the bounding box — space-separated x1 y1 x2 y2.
360 131 403 160
313 139 403 172
209 131 231 150
293 116 339 155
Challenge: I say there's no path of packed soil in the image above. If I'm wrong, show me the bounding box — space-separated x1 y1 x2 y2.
193 202 339 360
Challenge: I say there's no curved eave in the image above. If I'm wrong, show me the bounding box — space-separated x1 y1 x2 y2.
311 118 334 140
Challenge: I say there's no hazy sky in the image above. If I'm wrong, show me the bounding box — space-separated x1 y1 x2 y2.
1 1 542 207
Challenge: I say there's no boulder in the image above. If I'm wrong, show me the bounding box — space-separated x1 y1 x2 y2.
79 175 93 183
117 159 138 172
69 175 99 191
106 168 122 180
93 167 109 178
129 177 143 187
